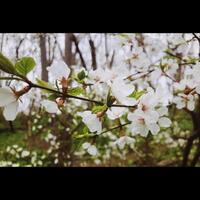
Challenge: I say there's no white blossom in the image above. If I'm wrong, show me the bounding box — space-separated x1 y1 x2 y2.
114 136 135 149
78 111 102 134
173 94 196 111
0 87 19 121
47 61 71 81
82 142 98 156
128 109 160 137
41 100 60 114
21 151 30 158
111 78 136 106
106 107 127 120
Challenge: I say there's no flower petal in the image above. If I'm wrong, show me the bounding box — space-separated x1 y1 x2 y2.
0 87 16 107
157 107 168 116
196 85 200 95
187 100 195 111
3 101 19 121
158 117 172 128
41 100 59 113
87 145 97 156
148 123 160 135
144 110 159 124
47 61 71 80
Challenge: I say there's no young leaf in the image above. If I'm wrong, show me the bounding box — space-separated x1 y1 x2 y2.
106 88 116 107
77 70 86 81
0 53 19 76
0 77 22 81
15 57 36 76
36 78 56 93
48 93 60 101
68 87 85 96
119 33 129 38
92 104 108 114
129 90 145 100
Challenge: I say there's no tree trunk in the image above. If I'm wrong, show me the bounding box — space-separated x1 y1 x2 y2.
39 33 48 82
64 33 74 66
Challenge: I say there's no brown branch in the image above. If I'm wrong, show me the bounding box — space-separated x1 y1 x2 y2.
16 37 26 59
109 50 115 68
72 34 87 69
192 33 200 58
104 33 109 68
182 130 199 166
89 38 97 70
48 35 57 66
55 36 65 61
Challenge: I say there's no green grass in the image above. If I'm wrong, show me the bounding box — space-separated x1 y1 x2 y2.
0 131 26 151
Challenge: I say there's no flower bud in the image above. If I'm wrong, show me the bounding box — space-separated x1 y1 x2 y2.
56 97 65 107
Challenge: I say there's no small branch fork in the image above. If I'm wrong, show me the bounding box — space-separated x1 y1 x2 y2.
13 77 138 109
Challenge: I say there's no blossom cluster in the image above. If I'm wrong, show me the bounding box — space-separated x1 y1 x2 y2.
0 33 200 158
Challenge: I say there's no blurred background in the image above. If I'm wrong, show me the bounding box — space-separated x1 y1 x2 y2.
0 33 198 167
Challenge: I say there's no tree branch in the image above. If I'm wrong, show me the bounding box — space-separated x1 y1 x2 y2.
89 37 97 70
72 34 87 69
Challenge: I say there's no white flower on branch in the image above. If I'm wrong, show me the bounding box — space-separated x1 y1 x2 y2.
114 136 135 149
47 61 71 81
106 107 127 120
78 111 102 134
41 100 60 114
82 142 98 156
0 87 19 121
111 78 137 106
128 109 160 137
173 93 196 111
156 107 172 128
21 150 30 158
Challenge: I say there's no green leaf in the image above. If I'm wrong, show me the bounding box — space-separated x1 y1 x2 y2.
68 87 85 96
77 70 86 81
36 78 56 93
106 88 116 107
0 77 22 81
119 33 129 38
48 93 60 101
0 53 19 76
129 90 145 100
15 57 36 76
92 104 108 114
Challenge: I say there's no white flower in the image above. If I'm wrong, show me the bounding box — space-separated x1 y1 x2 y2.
88 67 129 85
21 150 30 158
87 145 98 156
192 63 200 82
126 45 151 72
82 142 98 156
156 106 168 116
0 87 19 121
158 117 172 128
111 78 136 106
173 94 195 111
195 85 200 94
136 90 160 124
138 89 158 109
128 109 160 137
41 100 60 114
174 79 195 91
78 111 102 134
82 142 91 149
47 61 70 80
106 107 127 120
114 136 135 149
88 68 107 84
156 106 172 128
